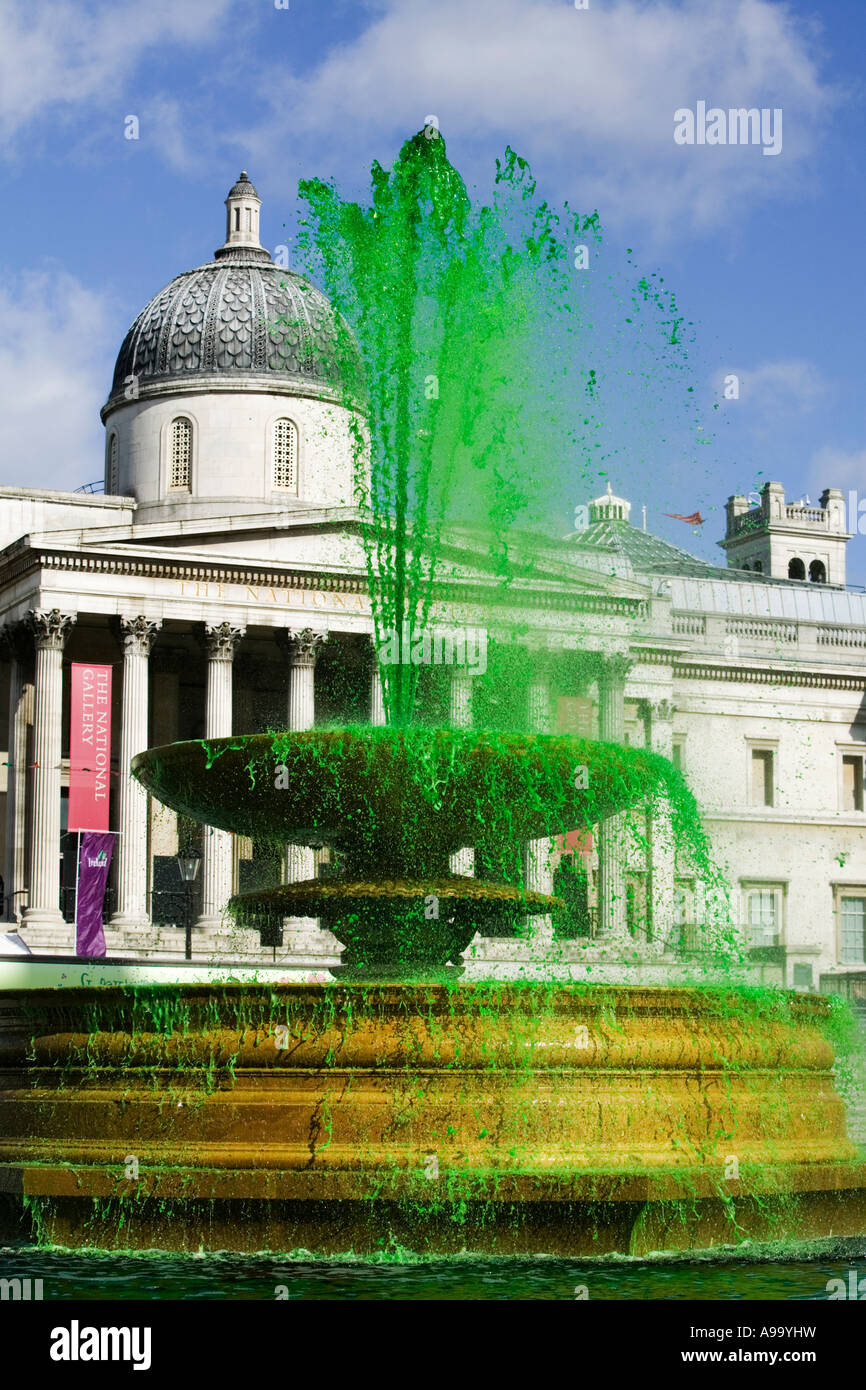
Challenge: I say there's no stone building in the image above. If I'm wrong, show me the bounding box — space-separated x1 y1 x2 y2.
0 174 864 990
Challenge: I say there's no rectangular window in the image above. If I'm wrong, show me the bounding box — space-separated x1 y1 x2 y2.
841 897 866 964
626 874 647 938
169 419 192 490
672 879 698 953
672 741 684 772
750 748 774 807
842 755 864 812
273 419 298 491
674 879 694 926
555 697 594 737
747 888 779 946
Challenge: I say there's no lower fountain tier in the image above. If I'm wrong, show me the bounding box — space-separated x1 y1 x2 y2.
228 876 563 970
1 983 864 1255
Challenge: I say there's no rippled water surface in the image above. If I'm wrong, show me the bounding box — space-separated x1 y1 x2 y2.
3 1244 866 1300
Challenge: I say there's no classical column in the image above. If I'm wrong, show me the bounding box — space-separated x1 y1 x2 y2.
370 646 386 727
283 628 330 951
449 671 475 878
642 698 676 953
597 654 631 940
2 623 33 923
23 609 76 928
110 615 161 930
286 628 326 733
524 657 555 944
198 622 245 932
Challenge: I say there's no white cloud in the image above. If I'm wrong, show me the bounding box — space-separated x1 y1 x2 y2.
0 268 116 490
240 0 837 239
810 445 866 494
0 0 236 148
712 358 826 432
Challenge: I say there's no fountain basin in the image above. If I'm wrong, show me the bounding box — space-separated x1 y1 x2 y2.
131 728 677 872
1 981 864 1256
132 726 691 970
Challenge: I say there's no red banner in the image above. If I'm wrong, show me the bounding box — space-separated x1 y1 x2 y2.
69 664 112 832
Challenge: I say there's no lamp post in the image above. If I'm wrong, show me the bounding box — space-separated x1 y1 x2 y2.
176 847 201 961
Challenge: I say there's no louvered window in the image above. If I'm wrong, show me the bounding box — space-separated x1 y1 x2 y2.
107 434 118 493
273 419 298 491
169 418 192 490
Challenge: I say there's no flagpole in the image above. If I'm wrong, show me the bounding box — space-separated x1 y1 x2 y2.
73 830 81 953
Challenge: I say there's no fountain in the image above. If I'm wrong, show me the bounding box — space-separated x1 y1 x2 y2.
1 132 865 1260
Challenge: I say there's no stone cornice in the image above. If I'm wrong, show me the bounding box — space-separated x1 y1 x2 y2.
0 545 650 619
672 659 866 691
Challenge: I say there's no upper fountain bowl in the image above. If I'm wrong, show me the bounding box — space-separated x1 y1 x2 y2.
132 726 678 877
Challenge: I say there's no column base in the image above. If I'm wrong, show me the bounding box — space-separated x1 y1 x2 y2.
449 848 475 876
21 907 65 929
195 914 229 934
282 917 342 958
108 915 152 932
525 914 555 949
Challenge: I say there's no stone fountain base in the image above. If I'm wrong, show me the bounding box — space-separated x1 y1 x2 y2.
1 982 864 1256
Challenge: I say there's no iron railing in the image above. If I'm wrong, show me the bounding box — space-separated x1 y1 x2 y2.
59 887 193 927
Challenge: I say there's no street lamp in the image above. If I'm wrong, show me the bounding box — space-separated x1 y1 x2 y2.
176 847 201 961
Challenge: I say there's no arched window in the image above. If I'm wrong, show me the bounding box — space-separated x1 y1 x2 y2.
788 557 806 580
107 433 118 494
753 559 763 574
742 562 751 572
169 417 192 490
809 559 827 584
272 418 298 491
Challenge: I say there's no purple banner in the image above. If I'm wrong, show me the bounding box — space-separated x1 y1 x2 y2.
76 831 114 958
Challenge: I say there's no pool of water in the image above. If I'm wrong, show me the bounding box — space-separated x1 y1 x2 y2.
3 1242 866 1300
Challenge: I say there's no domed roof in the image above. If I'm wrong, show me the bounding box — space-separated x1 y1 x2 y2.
102 175 360 419
226 170 259 199
590 481 631 522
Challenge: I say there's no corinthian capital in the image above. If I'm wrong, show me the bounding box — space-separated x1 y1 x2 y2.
283 627 328 667
118 615 162 658
28 608 76 651
650 698 676 724
204 621 246 661
598 652 632 691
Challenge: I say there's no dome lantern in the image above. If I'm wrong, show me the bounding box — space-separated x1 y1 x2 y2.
217 171 263 257
590 481 631 524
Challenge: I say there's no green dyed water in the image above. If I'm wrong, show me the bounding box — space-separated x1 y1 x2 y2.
2 1245 864 1301
297 129 698 731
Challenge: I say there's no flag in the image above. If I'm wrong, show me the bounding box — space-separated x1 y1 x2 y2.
69 664 112 831
665 512 705 525
76 831 114 957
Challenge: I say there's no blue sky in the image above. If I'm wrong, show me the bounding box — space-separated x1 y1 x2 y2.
1 0 865 576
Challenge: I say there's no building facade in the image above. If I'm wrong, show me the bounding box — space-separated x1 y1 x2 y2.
1 175 865 990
